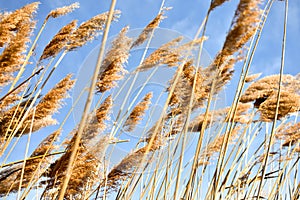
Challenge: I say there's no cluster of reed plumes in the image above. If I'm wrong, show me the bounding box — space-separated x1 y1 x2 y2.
0 0 299 199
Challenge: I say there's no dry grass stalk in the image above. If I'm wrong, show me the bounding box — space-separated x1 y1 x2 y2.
96 26 132 93
0 131 59 196
123 92 153 132
0 2 39 48
0 75 74 138
46 2 79 20
40 20 77 60
131 7 171 48
68 10 121 50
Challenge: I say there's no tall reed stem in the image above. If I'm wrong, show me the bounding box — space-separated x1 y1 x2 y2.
56 1 117 199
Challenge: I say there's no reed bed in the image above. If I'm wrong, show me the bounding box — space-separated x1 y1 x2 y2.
0 0 299 199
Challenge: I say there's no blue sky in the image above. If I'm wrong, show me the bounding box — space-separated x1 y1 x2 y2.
0 0 299 199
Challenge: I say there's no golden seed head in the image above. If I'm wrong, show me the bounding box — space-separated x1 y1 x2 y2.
123 92 153 132
96 26 132 93
47 2 80 19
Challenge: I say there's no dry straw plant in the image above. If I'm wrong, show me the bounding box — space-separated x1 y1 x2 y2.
0 0 299 199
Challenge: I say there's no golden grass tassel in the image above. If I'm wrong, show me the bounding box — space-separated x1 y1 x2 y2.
96 26 132 93
123 92 153 132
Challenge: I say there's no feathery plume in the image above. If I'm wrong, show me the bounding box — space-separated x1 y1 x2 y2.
40 20 77 60
64 136 111 199
42 96 113 198
240 74 299 107
0 75 74 138
199 125 242 163
137 37 183 71
25 74 75 132
68 10 121 50
96 26 132 93
214 0 261 68
0 131 59 196
203 0 261 102
276 122 300 147
167 60 195 114
0 8 37 87
0 164 22 196
42 134 111 199
167 56 213 113
245 73 262 83
0 84 27 111
81 95 113 144
104 146 156 194
46 2 79 20
0 2 39 47
188 103 251 132
131 7 171 48
210 0 231 11
258 91 300 122
123 92 152 132
137 36 207 72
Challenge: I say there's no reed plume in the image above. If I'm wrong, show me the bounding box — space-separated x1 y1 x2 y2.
0 84 27 111
276 122 300 147
42 136 111 199
68 10 121 50
199 125 242 162
209 0 231 11
96 26 132 93
203 0 261 101
0 3 38 88
240 74 299 107
123 92 153 132
103 145 157 194
42 97 113 198
82 95 113 144
167 60 196 114
188 103 251 132
0 130 59 196
40 20 77 60
131 7 170 48
245 73 262 83
214 0 261 68
258 91 300 121
0 74 74 138
46 2 79 20
25 74 75 133
0 2 39 48
137 37 183 71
